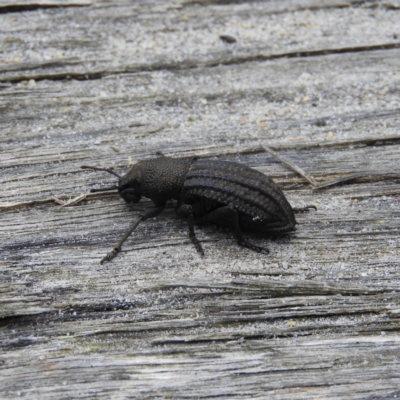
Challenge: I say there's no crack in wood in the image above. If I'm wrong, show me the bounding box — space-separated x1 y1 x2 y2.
3 43 400 84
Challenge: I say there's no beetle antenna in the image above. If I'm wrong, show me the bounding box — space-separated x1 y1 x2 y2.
81 165 122 179
90 186 119 193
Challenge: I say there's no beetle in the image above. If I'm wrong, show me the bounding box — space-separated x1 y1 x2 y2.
82 154 313 263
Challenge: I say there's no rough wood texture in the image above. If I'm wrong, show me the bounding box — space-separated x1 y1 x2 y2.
1 0 400 398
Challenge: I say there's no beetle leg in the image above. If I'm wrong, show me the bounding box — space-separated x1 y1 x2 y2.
194 205 269 254
228 205 270 254
101 204 165 264
176 204 205 256
293 205 317 213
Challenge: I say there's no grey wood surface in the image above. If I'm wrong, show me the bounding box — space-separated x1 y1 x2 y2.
1 0 400 398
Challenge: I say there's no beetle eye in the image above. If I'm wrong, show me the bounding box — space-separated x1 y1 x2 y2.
119 187 141 203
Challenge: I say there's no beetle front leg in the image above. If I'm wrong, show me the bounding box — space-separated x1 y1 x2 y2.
176 204 205 256
101 204 165 264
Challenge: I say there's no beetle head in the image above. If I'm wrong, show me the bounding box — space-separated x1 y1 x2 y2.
118 163 142 203
81 163 142 203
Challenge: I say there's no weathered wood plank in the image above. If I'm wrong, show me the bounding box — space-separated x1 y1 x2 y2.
1 48 400 207
1 0 400 81
1 0 400 398
1 336 400 399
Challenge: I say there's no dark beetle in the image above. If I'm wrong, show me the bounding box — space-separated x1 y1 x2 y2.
82 155 311 263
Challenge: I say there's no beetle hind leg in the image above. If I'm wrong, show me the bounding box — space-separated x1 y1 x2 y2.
293 205 317 213
194 204 270 255
229 206 270 254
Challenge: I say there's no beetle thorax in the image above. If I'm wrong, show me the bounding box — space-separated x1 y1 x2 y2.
124 157 193 204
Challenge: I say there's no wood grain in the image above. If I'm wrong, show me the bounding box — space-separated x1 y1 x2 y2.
1 0 400 398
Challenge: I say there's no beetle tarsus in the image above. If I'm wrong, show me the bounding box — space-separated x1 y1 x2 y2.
240 241 270 254
293 205 317 213
101 248 119 264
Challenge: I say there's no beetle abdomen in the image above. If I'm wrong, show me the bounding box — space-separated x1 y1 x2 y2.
184 160 296 232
